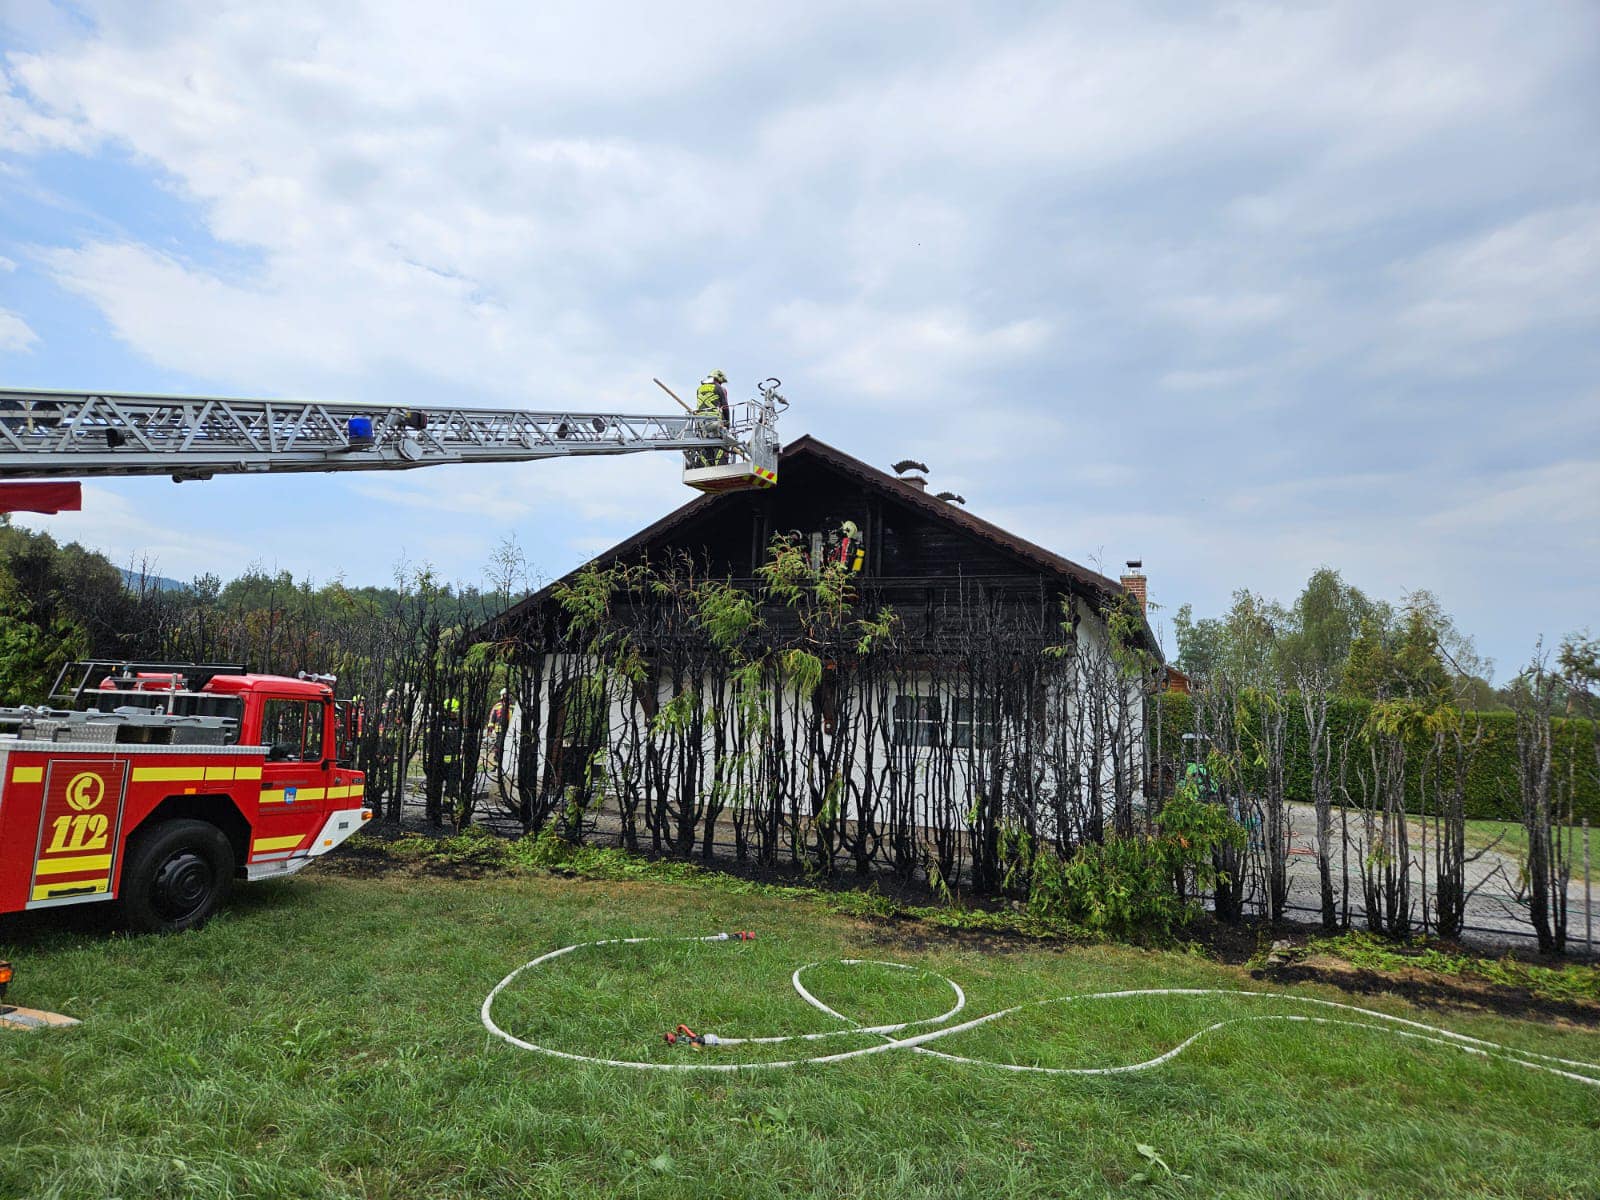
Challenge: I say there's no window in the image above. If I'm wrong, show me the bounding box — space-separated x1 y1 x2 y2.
892 694 942 748
260 699 325 763
95 692 243 743
333 699 359 765
950 697 1000 750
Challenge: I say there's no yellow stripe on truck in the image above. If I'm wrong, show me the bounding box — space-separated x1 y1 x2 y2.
34 854 113 876
204 765 235 781
234 765 262 780
10 766 43 784
252 834 306 852
132 766 207 783
32 879 109 902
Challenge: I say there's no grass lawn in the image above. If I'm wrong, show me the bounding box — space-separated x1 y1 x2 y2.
3 859 1599 1199
1464 819 1534 861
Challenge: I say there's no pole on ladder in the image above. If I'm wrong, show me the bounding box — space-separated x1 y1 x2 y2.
652 378 694 415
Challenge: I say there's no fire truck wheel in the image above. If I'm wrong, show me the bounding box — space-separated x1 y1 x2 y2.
120 819 235 934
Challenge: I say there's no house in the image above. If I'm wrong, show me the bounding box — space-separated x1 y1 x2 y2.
483 436 1161 891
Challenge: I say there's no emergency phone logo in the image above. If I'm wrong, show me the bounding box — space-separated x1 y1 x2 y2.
65 772 106 813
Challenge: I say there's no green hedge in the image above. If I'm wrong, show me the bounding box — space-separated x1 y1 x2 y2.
1149 691 1600 823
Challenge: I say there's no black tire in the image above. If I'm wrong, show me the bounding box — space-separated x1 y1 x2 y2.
119 819 235 934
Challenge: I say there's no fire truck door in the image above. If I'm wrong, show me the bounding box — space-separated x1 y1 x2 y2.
28 757 129 905
257 698 331 853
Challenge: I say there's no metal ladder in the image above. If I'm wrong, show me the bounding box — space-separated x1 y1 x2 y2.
0 383 783 485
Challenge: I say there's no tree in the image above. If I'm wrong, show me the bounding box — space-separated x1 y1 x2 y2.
1277 567 1382 686
0 573 87 705
1171 603 1225 680
1341 615 1393 699
1343 596 1454 702
1171 590 1284 688
1558 630 1600 718
1513 652 1572 955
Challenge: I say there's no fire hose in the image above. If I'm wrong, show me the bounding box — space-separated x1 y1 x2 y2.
480 932 1600 1086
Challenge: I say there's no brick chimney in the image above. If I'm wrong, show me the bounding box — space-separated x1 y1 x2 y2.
1119 560 1147 612
900 474 928 492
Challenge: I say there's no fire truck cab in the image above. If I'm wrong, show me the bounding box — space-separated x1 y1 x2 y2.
0 661 369 932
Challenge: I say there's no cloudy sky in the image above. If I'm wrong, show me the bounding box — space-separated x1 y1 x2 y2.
2 1 1596 675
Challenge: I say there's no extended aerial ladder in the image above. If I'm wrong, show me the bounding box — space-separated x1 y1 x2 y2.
0 379 786 510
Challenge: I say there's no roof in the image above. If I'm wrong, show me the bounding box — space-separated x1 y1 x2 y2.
490 434 1157 651
784 436 1131 598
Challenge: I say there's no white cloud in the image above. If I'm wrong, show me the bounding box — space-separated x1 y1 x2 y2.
1391 205 1600 356
1158 291 1297 334
345 452 692 564
1158 366 1263 392
0 72 90 152
759 5 1551 182
772 300 1050 403
0 307 38 352
1421 459 1600 541
13 484 251 579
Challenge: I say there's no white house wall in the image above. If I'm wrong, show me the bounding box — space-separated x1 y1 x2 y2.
493 605 1147 835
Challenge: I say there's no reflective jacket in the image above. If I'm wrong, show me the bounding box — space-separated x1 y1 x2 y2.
696 379 727 416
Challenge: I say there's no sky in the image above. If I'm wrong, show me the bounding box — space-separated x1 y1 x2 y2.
1 1 1596 678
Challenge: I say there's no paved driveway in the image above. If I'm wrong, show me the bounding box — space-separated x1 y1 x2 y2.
1276 802 1598 952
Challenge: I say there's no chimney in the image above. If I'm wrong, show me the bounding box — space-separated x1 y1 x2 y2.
891 458 930 492
1119 560 1147 612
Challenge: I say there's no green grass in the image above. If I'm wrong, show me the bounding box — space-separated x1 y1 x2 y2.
1449 816 1598 867
1464 818 1533 860
3 863 1600 1199
1303 931 1600 1005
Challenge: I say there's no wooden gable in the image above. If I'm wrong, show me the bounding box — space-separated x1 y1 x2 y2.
489 436 1155 653
615 444 1032 582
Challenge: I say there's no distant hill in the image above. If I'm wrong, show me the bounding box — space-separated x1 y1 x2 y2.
118 567 187 593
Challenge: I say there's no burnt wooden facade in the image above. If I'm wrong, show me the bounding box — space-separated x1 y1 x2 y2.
481 437 1156 888
492 436 1152 650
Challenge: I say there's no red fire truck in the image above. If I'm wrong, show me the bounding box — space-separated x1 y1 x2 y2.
0 661 369 932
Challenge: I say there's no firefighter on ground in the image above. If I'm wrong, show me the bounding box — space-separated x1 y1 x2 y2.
488 688 510 736
426 696 465 799
692 370 730 467
484 688 510 774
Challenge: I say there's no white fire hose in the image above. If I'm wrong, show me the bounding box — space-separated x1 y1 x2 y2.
481 932 1600 1087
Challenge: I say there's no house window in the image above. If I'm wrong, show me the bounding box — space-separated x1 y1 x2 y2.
892 694 942 748
950 697 1000 750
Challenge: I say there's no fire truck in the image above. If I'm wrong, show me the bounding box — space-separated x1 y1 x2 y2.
0 661 369 932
